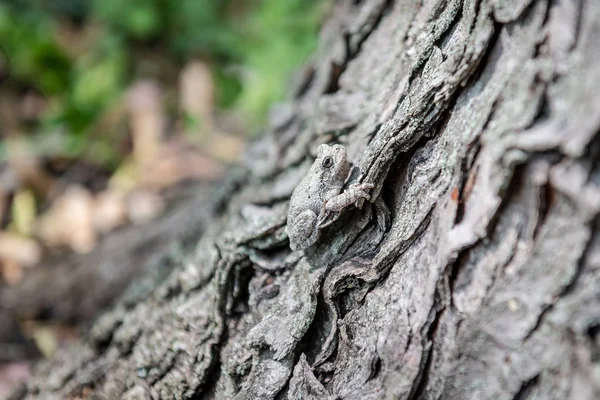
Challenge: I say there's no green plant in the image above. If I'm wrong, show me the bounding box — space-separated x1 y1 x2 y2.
0 0 326 165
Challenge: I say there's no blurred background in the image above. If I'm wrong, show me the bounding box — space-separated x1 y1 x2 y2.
0 0 327 395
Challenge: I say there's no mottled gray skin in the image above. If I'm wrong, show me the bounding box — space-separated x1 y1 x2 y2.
286 144 373 251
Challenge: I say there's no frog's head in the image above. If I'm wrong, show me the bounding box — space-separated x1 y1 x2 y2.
316 143 350 183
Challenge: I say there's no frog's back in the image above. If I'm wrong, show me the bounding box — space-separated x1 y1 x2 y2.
289 173 323 216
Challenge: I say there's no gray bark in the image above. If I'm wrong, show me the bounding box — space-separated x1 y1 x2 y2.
12 0 600 399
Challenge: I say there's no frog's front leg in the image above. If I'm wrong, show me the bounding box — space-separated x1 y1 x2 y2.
324 182 374 212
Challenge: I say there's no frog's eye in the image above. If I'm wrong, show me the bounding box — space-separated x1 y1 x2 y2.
322 156 334 168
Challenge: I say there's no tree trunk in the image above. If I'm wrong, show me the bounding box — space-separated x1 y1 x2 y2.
13 0 600 399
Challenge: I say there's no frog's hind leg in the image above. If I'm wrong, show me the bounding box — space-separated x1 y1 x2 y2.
288 209 318 251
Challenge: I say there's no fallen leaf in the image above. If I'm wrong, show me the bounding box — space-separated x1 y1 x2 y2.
36 185 96 254
126 190 165 225
177 147 225 180
1 259 23 286
0 232 41 267
139 139 224 188
92 190 128 233
206 131 245 162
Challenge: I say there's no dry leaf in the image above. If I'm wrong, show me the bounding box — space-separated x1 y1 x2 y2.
92 190 127 233
127 190 165 224
1 259 23 286
0 232 41 267
206 131 245 162
138 149 181 189
36 185 96 254
177 147 225 180
139 139 224 188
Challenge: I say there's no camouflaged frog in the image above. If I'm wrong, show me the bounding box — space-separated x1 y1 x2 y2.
286 144 373 251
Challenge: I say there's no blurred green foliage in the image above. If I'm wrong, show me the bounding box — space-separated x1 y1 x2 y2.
0 4 71 94
0 0 325 165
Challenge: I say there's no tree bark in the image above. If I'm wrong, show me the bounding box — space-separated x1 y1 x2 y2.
13 0 600 399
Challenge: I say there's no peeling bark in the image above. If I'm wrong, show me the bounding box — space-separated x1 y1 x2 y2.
12 0 600 399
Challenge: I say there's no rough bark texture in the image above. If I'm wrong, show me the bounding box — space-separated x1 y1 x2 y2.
12 0 600 399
